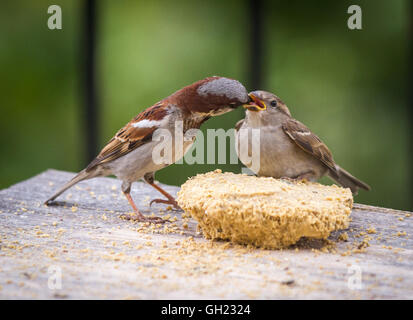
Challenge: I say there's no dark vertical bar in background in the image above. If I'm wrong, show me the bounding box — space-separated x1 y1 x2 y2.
82 0 99 164
248 0 264 90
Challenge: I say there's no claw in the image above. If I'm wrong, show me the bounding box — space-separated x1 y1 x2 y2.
149 198 181 210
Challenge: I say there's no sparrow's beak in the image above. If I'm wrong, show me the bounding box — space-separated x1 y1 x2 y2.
243 93 267 111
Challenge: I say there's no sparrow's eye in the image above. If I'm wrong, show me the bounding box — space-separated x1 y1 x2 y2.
270 100 277 107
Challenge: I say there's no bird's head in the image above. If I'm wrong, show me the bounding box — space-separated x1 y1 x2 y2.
167 76 249 117
244 90 291 118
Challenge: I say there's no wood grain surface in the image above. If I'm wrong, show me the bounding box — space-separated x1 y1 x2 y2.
0 170 411 299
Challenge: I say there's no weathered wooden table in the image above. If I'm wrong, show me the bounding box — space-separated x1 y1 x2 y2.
0 170 412 299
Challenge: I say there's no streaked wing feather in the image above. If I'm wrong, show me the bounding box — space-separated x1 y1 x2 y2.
282 119 338 174
235 119 244 132
86 104 167 171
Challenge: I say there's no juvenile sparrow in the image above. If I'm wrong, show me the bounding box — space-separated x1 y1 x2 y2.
46 76 249 222
235 90 370 194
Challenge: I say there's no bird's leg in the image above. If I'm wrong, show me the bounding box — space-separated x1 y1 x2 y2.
120 182 166 223
144 173 181 210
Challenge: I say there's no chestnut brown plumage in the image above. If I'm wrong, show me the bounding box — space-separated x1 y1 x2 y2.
46 76 249 222
236 90 370 194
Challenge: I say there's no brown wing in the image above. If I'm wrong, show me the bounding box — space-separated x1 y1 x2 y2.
282 118 338 174
86 104 168 171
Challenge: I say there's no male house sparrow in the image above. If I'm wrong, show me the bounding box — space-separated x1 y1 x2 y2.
235 90 370 194
46 76 249 222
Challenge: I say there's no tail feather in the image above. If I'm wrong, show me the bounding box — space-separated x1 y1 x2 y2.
328 166 370 195
44 169 94 204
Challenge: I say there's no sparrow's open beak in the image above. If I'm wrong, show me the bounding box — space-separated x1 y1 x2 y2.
243 93 267 111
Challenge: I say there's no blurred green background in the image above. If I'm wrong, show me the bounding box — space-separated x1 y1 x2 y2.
0 0 411 210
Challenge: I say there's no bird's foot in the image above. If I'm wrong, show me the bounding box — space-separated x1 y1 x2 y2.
149 198 181 210
281 172 315 183
280 177 298 183
120 212 167 224
44 200 66 206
